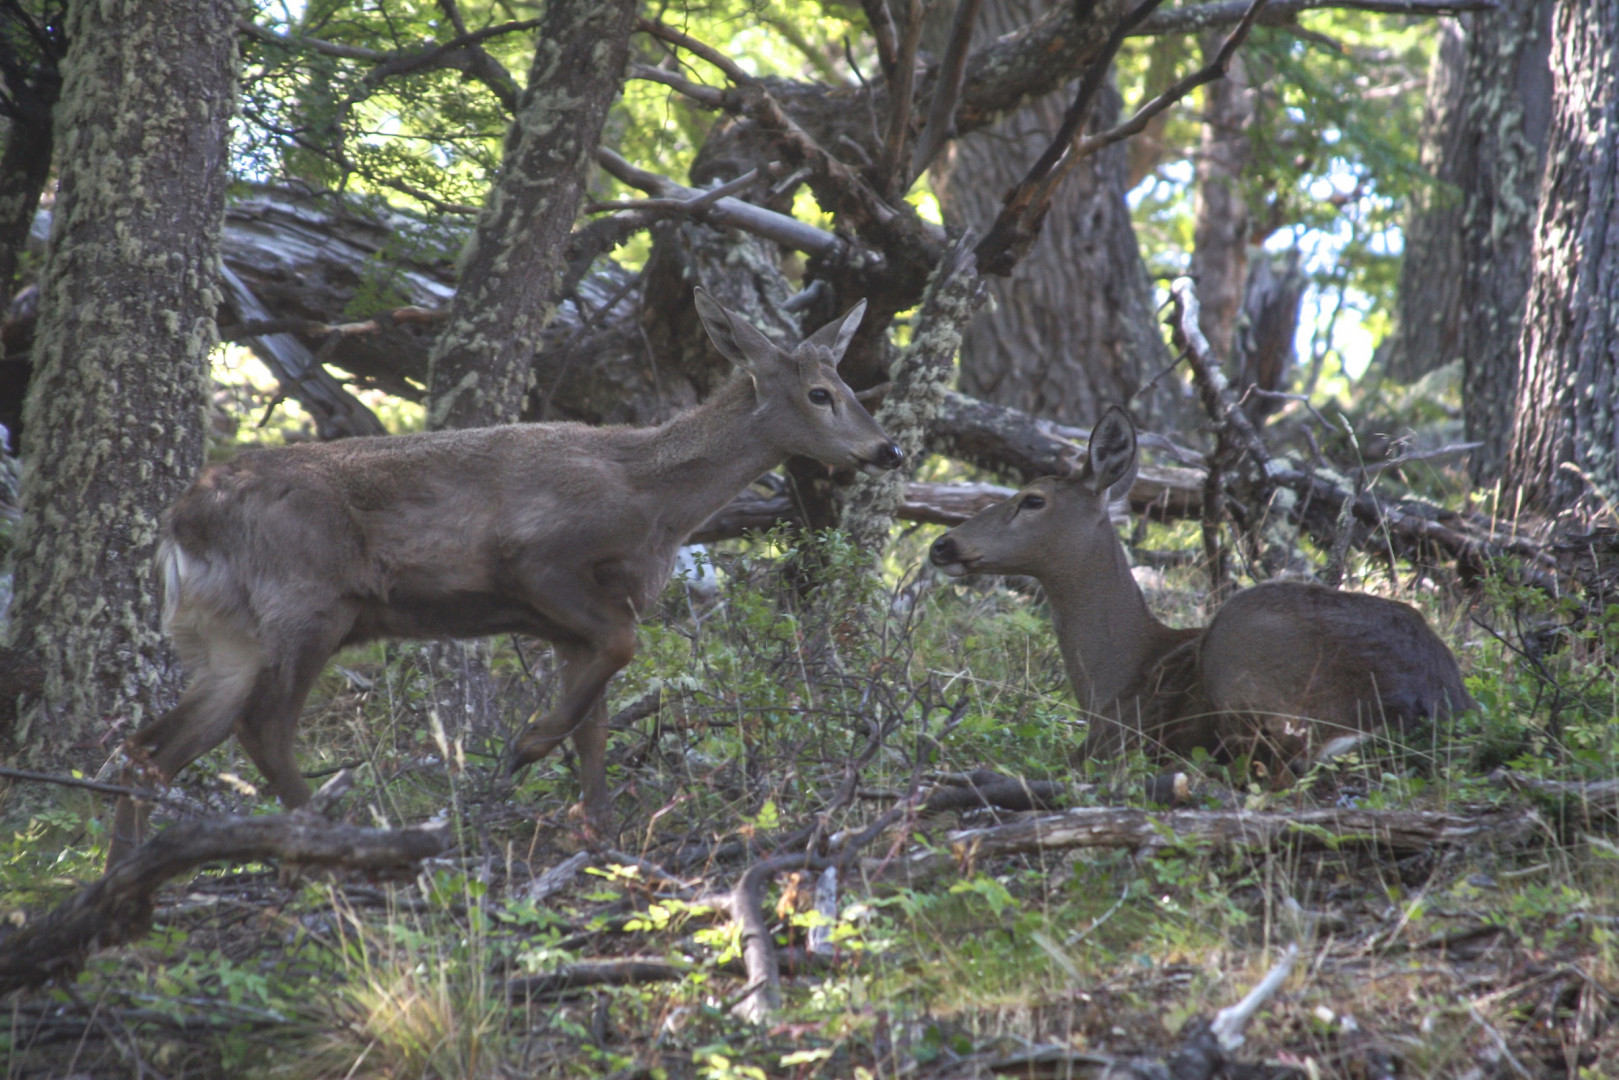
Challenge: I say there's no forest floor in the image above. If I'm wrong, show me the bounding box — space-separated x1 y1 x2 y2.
3 529 1617 1079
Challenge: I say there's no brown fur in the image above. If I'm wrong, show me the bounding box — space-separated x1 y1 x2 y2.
930 407 1473 777
108 291 901 866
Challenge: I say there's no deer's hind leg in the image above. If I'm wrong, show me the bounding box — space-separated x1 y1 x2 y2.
507 573 638 833
232 607 359 810
108 630 266 868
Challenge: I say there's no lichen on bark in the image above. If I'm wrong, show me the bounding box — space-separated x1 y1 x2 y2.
841 241 987 558
1503 0 1619 512
5 0 237 767
425 0 640 431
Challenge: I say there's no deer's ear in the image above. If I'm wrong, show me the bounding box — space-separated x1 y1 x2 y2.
1080 406 1138 499
694 287 781 371
801 297 867 363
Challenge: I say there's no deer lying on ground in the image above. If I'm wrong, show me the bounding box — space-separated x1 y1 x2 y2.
928 407 1472 780
107 289 901 866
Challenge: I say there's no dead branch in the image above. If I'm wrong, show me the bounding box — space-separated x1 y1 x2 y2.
910 0 985 180
0 779 447 994
218 305 448 343
596 148 841 258
505 958 690 1000
732 852 835 1021
877 0 925 198
1491 770 1619 824
1077 0 1272 161
1134 0 1491 37
237 15 531 113
918 769 1071 815
973 0 1166 274
879 805 1542 881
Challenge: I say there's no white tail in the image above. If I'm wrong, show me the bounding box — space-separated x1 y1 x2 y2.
929 406 1472 779
109 289 902 865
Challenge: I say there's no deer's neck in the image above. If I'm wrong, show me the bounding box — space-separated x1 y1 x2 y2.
1042 539 1182 712
640 375 786 538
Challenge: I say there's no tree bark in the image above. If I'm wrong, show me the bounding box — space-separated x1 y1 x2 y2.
1381 19 1469 383
931 0 1172 426
1503 0 1619 513
841 241 986 557
1458 0 1554 484
424 0 639 431
1188 34 1254 365
4 0 236 764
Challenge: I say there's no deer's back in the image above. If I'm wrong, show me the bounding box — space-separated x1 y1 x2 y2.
1196 582 1472 756
163 423 673 642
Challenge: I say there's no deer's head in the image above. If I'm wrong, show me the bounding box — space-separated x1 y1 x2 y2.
930 406 1138 580
693 288 902 474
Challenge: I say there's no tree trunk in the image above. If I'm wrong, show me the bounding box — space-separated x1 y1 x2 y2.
4 0 236 765
1381 19 1469 384
1188 34 1254 366
1502 0 1619 514
1458 0 1554 484
930 0 1172 427
424 0 639 431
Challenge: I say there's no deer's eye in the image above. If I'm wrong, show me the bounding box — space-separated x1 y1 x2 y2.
1019 494 1046 511
808 388 834 406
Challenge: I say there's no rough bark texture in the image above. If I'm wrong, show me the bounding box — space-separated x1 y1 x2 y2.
841 242 986 556
1503 0 1619 513
424 0 639 430
1459 0 1554 483
1382 19 1469 383
1188 36 1254 365
4 0 236 764
930 0 1172 426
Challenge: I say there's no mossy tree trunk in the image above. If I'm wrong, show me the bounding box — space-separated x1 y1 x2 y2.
420 0 637 734
424 0 639 431
929 0 1173 429
4 0 236 766
1503 0 1619 513
1458 0 1554 484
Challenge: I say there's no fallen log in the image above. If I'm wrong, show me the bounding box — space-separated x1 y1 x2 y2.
875 805 1542 881
0 774 446 995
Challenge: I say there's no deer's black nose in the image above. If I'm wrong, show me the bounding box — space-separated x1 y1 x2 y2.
873 442 904 470
930 535 958 565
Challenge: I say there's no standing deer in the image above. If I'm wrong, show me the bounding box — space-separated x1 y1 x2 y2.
928 406 1472 778
108 289 901 865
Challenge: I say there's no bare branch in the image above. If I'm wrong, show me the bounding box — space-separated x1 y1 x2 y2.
237 14 536 112
595 148 842 257
910 0 984 181
1076 0 1273 161
629 61 728 107
973 0 1168 274
219 305 448 343
1134 0 1492 36
877 0 926 198
861 0 900 81
637 18 758 87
